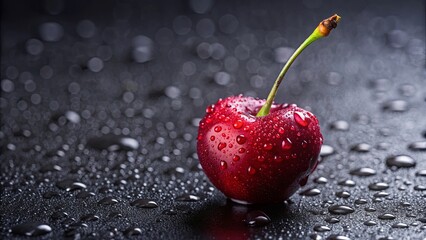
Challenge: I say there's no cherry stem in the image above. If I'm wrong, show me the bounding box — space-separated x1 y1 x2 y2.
256 14 341 117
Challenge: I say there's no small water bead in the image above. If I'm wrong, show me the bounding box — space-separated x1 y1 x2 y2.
392 223 408 228
326 234 350 240
245 210 271 227
314 225 331 232
349 167 376 177
386 155 416 168
98 197 118 205
314 177 328 184
378 213 396 220
278 127 285 134
382 99 409 112
364 220 377 226
329 120 349 131
373 192 390 198
408 141 426 151
338 179 356 187
76 191 95 199
176 194 201 202
414 185 426 191
214 126 222 132
294 111 309 127
299 188 321 196
233 155 240 161
130 199 159 208
257 155 265 162
218 142 226 150
11 223 52 236
354 198 368 204
87 135 139 151
309 233 322 240
281 138 292 150
328 205 355 215
238 148 246 153
336 191 350 198
364 207 376 212
263 143 273 151
248 166 256 175
51 211 68 220
320 145 334 157
80 213 99 222
325 217 340 224
416 170 426 177
206 105 215 113
369 182 389 191
123 227 142 236
210 136 215 141
233 120 243 129
350 143 371 152
220 161 227 170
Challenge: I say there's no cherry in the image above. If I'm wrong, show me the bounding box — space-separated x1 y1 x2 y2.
197 15 341 204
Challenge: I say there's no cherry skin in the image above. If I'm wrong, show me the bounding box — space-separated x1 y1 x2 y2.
197 95 323 204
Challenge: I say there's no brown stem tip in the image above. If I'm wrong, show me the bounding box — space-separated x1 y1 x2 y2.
317 14 341 37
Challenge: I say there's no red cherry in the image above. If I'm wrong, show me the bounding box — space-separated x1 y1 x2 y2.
197 95 323 204
196 14 340 204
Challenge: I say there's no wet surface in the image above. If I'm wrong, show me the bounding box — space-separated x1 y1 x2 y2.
1 0 426 239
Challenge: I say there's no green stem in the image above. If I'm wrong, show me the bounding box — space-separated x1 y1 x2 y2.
256 14 341 117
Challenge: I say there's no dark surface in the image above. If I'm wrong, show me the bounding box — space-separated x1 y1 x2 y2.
1 0 426 239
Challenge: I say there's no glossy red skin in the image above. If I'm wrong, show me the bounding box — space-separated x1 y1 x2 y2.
197 95 323 204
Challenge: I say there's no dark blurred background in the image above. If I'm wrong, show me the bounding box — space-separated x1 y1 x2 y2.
1 0 425 239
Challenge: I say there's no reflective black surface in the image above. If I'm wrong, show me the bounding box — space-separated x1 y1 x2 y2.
1 0 425 239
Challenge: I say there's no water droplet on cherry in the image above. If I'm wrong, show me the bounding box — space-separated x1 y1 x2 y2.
218 142 226 150
248 166 256 175
294 111 309 127
236 135 246 144
233 119 243 129
220 161 227 170
214 126 222 132
281 138 292 150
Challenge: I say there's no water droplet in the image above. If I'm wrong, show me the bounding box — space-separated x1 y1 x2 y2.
123 227 142 236
11 223 52 236
350 167 376 177
354 198 368 205
320 145 334 157
336 191 350 198
382 99 409 112
373 192 390 198
364 220 377 226
51 211 68 220
378 213 396 220
238 148 246 153
314 177 328 184
416 170 426 177
364 207 376 212
245 210 271 227
210 136 215 141
233 120 243 129
176 194 200 202
368 182 389 191
329 120 349 131
80 213 99 222
294 111 309 127
98 197 118 205
206 105 215 113
281 138 292 150
214 126 222 133
314 225 331 232
76 191 95 199
162 209 177 215
218 142 226 150
256 155 265 162
386 155 416 168
248 166 256 175
263 143 273 150
299 188 321 196
326 234 351 240
350 143 371 152
325 217 340 224
87 135 139 151
338 179 356 187
391 223 408 228
408 141 426 151
232 155 240 161
236 135 246 144
130 199 158 208
220 161 227 170
328 205 355 215
278 127 285 134
273 155 283 163
414 185 426 191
